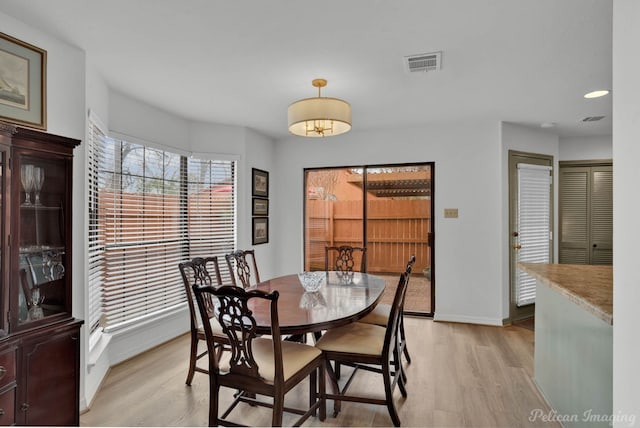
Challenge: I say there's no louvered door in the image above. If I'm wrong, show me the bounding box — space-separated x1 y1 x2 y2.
559 163 612 265
589 166 613 264
559 167 590 263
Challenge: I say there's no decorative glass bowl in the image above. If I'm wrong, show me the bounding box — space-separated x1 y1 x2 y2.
298 271 325 292
299 291 327 309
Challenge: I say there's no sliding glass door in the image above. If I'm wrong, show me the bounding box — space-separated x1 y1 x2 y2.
304 163 433 315
304 168 364 271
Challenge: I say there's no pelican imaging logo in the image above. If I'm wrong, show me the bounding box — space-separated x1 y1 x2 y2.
529 409 637 426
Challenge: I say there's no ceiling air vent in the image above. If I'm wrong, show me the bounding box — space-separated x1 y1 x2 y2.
404 51 442 73
582 116 605 122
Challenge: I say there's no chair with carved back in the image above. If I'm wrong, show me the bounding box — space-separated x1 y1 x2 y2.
193 284 326 426
322 245 367 365
360 255 416 377
178 256 229 386
315 269 410 427
324 245 367 273
323 245 367 371
225 249 260 288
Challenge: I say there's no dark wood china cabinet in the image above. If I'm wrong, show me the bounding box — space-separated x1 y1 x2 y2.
0 122 82 426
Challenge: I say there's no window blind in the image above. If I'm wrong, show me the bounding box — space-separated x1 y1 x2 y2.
516 163 552 307
89 136 236 333
87 115 106 336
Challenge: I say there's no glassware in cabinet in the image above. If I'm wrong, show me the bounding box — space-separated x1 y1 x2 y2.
16 154 68 326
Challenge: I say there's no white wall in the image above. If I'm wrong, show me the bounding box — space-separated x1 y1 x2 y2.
559 135 612 161
612 1 640 423
273 122 506 325
244 128 277 279
109 90 190 149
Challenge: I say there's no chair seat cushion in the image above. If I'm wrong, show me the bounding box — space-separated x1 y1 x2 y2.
359 304 390 326
197 317 225 336
219 338 321 383
315 322 386 356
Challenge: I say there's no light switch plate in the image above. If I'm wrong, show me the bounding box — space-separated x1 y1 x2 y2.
444 208 459 218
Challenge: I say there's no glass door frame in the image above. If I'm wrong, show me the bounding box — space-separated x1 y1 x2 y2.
303 161 435 317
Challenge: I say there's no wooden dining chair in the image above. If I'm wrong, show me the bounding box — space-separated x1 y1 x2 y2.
360 255 416 370
225 249 260 288
193 284 326 427
315 271 410 427
332 255 415 381
178 256 229 386
324 245 367 272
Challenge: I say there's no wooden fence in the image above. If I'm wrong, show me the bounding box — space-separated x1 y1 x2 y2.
305 199 431 273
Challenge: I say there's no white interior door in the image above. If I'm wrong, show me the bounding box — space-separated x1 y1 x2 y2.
514 163 553 306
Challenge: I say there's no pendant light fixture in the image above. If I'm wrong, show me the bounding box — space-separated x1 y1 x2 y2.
287 79 351 137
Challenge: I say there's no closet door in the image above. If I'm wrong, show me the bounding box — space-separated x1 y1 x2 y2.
589 166 613 264
558 163 612 265
559 167 590 264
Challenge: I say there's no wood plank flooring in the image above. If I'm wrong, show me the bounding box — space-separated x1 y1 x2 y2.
378 274 431 313
80 318 560 427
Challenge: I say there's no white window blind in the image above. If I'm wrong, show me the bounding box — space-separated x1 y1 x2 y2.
87 114 107 336
516 163 552 307
88 136 236 333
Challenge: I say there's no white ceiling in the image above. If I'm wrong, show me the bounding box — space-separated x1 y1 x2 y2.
0 0 613 140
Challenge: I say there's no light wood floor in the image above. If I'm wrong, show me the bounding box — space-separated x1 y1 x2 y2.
378 274 431 314
81 318 559 427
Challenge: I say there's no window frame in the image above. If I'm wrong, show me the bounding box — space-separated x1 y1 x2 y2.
86 124 237 338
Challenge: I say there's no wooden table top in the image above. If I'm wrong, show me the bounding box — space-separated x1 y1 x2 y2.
248 271 386 335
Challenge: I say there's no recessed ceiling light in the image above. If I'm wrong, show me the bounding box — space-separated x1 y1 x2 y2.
584 90 610 99
540 122 556 128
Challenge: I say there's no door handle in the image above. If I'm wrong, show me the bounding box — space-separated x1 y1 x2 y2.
513 244 522 250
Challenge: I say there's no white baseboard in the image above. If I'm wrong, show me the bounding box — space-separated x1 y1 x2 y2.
433 312 504 326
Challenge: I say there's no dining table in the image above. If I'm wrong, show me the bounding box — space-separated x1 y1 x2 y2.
239 270 387 417
247 271 387 336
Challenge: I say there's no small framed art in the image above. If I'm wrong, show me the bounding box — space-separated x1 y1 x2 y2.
252 168 269 197
252 217 269 245
252 197 269 216
0 32 47 129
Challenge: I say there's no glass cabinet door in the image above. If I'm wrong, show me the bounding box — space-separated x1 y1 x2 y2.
17 153 68 326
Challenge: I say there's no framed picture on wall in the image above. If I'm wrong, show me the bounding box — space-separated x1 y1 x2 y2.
252 168 269 197
252 217 269 245
252 197 269 216
0 32 47 129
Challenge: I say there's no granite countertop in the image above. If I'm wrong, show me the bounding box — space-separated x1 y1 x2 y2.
518 263 613 325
